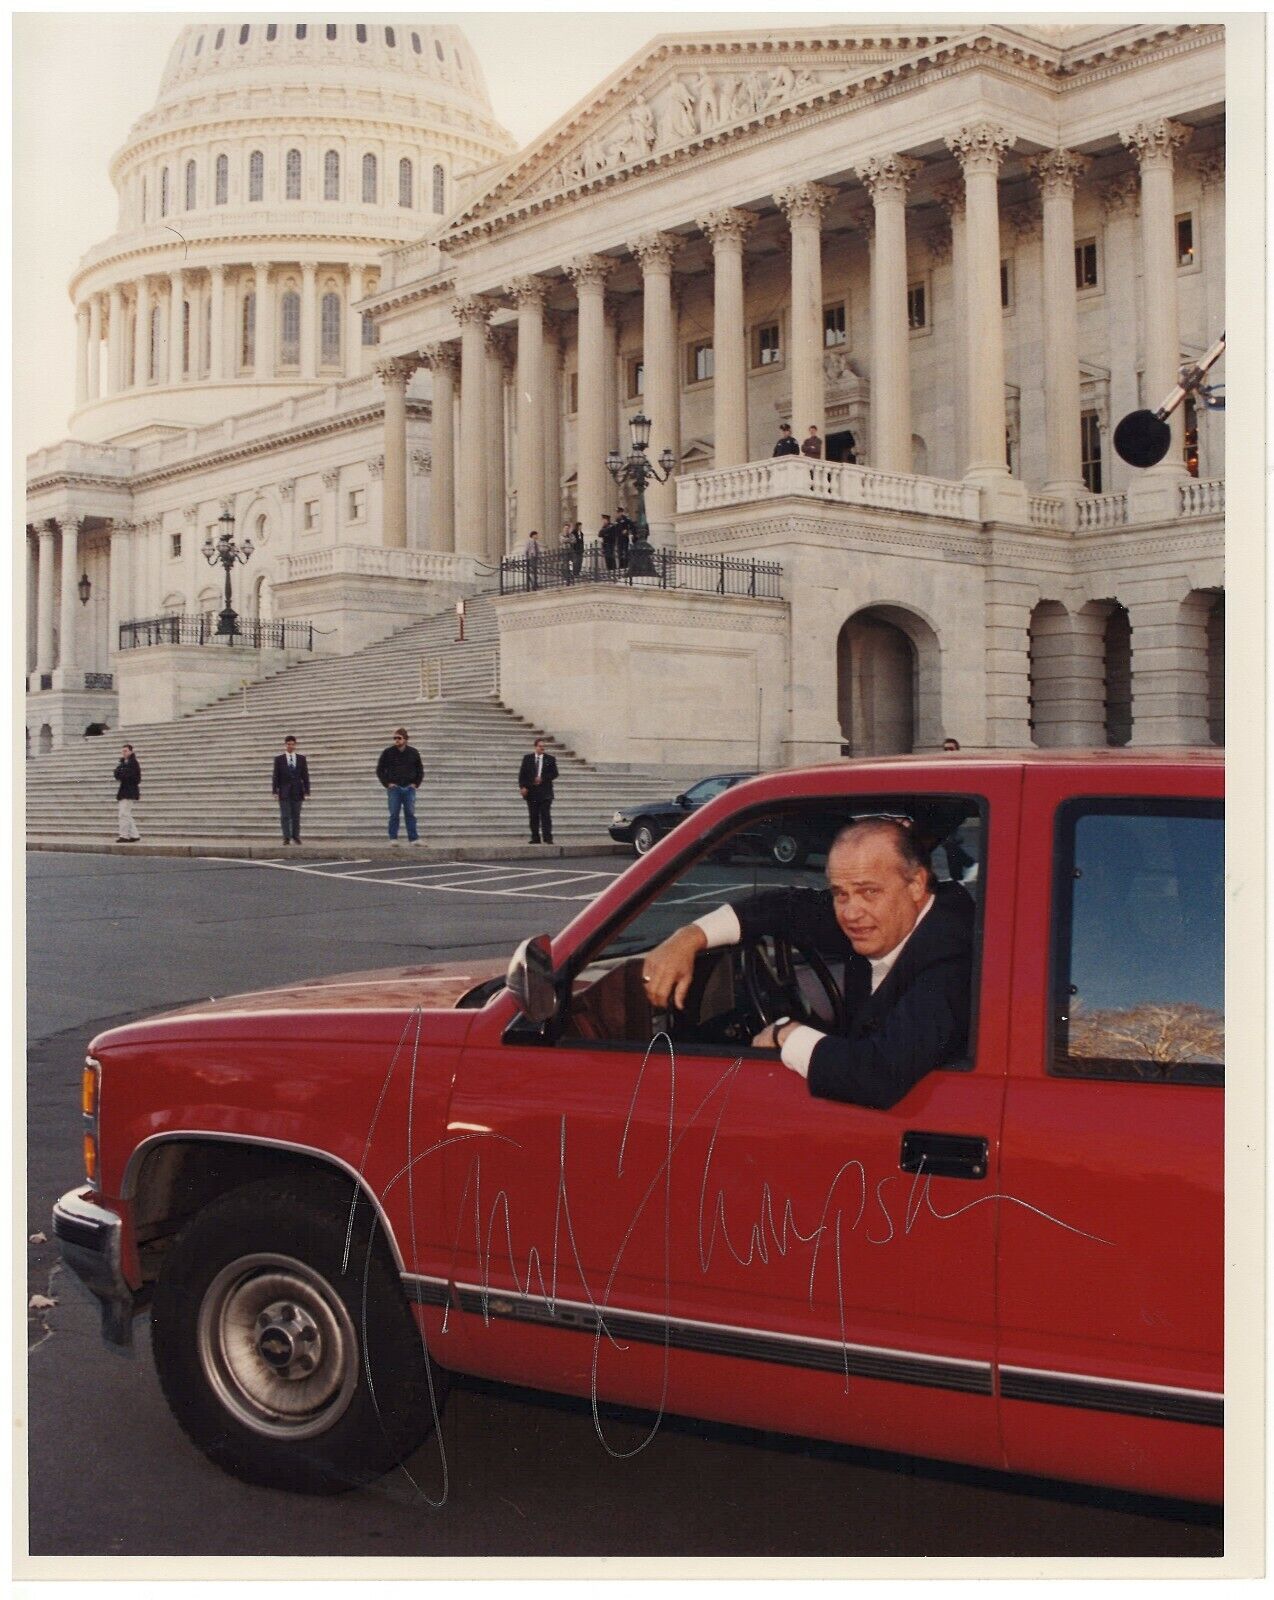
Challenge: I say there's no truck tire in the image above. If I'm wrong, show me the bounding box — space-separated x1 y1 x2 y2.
150 1175 444 1494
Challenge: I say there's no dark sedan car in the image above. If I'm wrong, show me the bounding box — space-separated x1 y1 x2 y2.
609 771 757 855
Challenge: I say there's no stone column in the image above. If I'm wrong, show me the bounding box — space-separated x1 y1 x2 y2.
35 521 56 679
510 275 548 541
347 265 364 378
1098 175 1140 493
376 355 414 549
1121 118 1192 476
167 270 184 385
300 261 318 379
188 277 205 381
108 521 132 655
933 183 967 477
697 209 755 468
423 344 457 552
107 286 125 394
542 319 563 535
58 516 83 679
1028 150 1091 497
133 280 151 387
485 326 512 559
208 265 226 381
947 123 1022 509
1128 593 1210 744
1030 605 1108 746
984 577 1035 746
776 182 835 447
1194 151 1226 478
630 233 681 536
74 305 90 406
454 295 492 558
87 295 102 400
857 156 921 474
566 255 613 532
254 262 275 379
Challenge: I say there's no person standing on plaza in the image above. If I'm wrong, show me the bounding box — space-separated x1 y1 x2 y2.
599 512 618 573
772 422 800 456
801 424 823 458
114 743 141 843
376 726 424 844
271 734 311 846
518 737 559 844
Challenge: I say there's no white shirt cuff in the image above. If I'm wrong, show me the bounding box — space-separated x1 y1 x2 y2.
692 905 742 949
779 1024 823 1078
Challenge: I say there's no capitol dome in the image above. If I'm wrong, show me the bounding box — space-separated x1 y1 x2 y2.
68 17 516 443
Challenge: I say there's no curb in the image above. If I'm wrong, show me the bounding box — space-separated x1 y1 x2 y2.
25 838 635 863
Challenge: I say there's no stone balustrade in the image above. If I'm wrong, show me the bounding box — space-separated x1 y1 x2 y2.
278 546 480 584
677 456 983 522
1179 478 1225 517
1072 493 1130 531
1027 495 1069 530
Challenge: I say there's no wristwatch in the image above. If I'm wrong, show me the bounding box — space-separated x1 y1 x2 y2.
771 1016 791 1048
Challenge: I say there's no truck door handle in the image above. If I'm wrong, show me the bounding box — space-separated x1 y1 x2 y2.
899 1131 988 1181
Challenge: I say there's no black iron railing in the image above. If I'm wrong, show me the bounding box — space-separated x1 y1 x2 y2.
499 542 782 599
119 614 315 651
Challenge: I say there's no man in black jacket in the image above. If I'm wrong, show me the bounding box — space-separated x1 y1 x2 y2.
271 735 311 845
113 744 141 843
772 422 800 457
376 726 424 843
517 738 559 843
642 818 973 1109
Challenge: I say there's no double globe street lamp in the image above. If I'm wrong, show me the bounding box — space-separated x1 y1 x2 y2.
201 508 254 639
606 411 675 577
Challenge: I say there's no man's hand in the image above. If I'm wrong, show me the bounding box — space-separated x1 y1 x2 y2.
752 1023 783 1050
642 924 707 1010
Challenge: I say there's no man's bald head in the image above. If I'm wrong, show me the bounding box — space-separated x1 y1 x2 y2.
825 819 932 958
828 818 926 876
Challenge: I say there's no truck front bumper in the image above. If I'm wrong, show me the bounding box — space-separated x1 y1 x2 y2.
52 1188 138 1348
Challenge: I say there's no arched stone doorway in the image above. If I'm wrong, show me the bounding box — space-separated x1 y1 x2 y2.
836 606 941 755
253 573 274 621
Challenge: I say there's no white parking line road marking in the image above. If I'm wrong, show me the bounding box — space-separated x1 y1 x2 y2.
199 855 624 902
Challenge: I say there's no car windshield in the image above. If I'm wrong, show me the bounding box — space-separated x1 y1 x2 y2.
683 776 738 805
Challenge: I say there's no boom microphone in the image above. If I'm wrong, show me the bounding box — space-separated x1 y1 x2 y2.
1113 333 1225 468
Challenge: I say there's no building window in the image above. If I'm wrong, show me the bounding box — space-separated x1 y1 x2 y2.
823 303 847 347
326 24 337 41
248 150 264 201
204 298 211 370
687 340 714 384
324 150 340 201
280 290 300 366
141 176 147 221
412 32 421 53
356 24 367 44
303 499 320 531
215 154 228 204
184 160 197 210
385 27 395 46
1000 258 1014 312
182 299 191 372
215 28 224 49
320 292 341 365
1183 396 1200 478
160 167 169 217
626 358 644 400
170 533 182 559
1075 238 1100 290
285 148 302 200
348 487 366 521
238 23 249 45
567 372 579 413
194 34 203 55
906 280 928 331
754 322 781 367
149 305 161 379
362 152 377 203
1006 428 1017 475
266 23 277 42
1080 410 1103 493
361 311 377 347
1176 213 1195 269
295 23 306 39
241 291 256 366
398 157 413 208
432 164 445 213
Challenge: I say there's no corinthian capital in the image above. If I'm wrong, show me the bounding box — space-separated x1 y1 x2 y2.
855 155 921 204
1192 149 1225 189
931 178 965 221
421 340 459 374
1120 117 1191 171
696 207 757 248
774 180 836 226
629 231 681 275
374 354 418 388
1026 147 1092 199
508 274 550 310
565 254 613 293
1097 173 1140 219
945 123 1015 176
452 294 494 328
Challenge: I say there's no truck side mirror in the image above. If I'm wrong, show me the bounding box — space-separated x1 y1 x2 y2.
506 934 558 1023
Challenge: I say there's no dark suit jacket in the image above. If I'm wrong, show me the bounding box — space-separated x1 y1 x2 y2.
518 751 559 798
773 435 801 456
113 755 141 801
733 880 974 1109
272 752 311 799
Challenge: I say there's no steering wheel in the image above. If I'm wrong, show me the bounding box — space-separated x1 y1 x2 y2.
741 935 846 1034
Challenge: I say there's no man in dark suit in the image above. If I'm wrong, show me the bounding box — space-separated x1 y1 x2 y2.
113 743 141 843
271 735 311 846
518 738 559 844
599 513 618 573
642 818 973 1109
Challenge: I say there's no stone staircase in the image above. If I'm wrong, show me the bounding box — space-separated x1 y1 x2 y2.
25 595 673 844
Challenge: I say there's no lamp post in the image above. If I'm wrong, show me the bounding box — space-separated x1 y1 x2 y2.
201 508 254 639
606 411 675 577
77 572 92 606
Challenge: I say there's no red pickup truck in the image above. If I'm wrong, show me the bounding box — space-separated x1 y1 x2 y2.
54 751 1223 1502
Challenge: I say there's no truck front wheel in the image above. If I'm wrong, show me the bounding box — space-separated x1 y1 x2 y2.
150 1175 443 1494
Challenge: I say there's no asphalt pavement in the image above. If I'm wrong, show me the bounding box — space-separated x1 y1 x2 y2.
24 850 1223 1564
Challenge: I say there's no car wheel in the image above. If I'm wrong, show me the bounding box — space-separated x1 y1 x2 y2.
151 1176 444 1494
770 832 808 869
632 821 657 856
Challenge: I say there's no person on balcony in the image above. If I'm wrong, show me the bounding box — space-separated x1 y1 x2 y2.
113 743 141 844
565 521 585 582
801 424 824 459
772 422 800 457
523 528 541 591
599 512 618 573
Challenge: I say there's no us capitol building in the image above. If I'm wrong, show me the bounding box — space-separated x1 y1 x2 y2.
25 18 1224 766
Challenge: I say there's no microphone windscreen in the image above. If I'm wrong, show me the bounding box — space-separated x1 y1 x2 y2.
1113 409 1173 468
